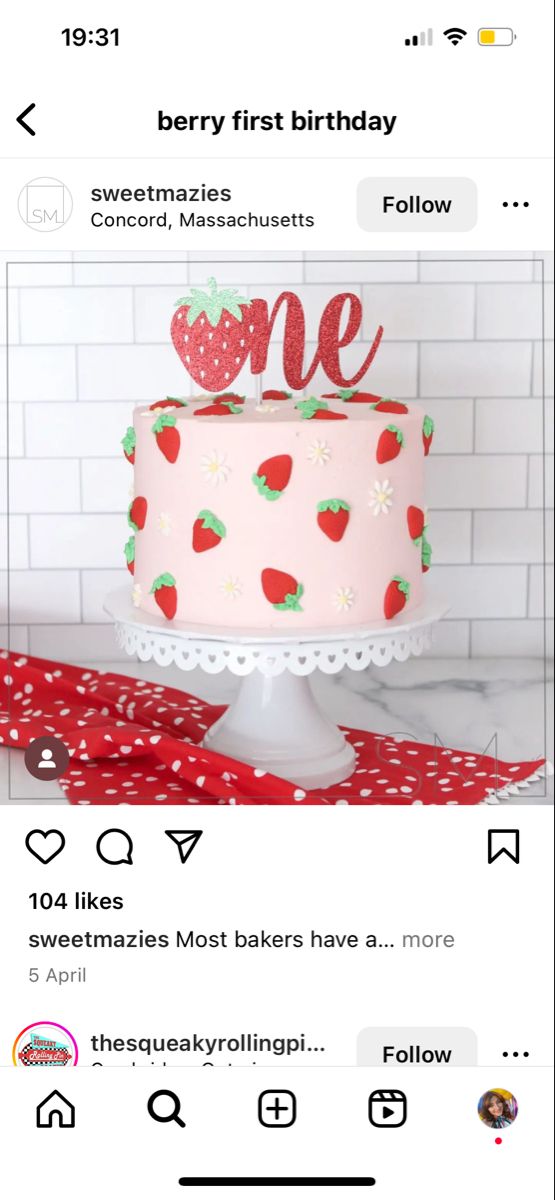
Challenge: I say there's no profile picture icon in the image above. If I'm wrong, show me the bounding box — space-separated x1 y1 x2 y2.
477 1088 518 1129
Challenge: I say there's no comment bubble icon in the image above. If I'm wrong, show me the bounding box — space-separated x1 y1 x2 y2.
96 828 134 866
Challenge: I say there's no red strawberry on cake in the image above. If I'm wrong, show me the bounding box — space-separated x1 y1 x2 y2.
149 397 188 412
370 398 409 414
150 572 178 619
384 576 410 620
192 510 226 553
171 277 253 392
422 415 435 455
152 413 180 462
296 398 347 421
376 424 404 464
317 499 350 542
121 426 136 464
322 388 382 404
421 536 432 573
261 568 304 612
128 496 147 532
124 536 135 575
262 389 292 401
252 454 293 500
407 505 425 543
195 399 244 416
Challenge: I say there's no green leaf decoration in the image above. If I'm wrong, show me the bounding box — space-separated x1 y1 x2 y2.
273 584 304 612
252 473 282 501
317 499 350 513
393 575 410 597
386 424 405 446
121 426 136 454
221 401 243 414
150 572 176 593
337 388 357 400
124 535 135 563
423 415 435 438
175 277 251 328
295 397 328 419
197 510 227 538
421 536 432 567
152 413 177 434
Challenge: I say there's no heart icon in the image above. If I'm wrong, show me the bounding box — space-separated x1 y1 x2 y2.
25 829 66 865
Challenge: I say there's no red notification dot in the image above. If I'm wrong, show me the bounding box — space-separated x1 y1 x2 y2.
495 1137 503 1145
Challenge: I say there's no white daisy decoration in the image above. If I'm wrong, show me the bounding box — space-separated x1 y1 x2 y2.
333 586 355 612
255 403 279 414
307 439 331 466
132 584 143 608
220 576 243 601
201 449 231 486
369 479 394 516
157 512 173 536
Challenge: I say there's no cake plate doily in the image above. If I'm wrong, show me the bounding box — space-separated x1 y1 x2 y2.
104 588 448 789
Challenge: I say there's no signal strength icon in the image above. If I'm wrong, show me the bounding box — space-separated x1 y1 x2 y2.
443 27 467 45
405 29 433 46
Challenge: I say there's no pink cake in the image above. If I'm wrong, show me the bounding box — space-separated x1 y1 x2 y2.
122 391 434 631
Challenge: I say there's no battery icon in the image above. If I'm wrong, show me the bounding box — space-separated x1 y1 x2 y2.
478 27 515 45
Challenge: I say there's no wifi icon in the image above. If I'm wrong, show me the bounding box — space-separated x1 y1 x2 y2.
443 27 467 45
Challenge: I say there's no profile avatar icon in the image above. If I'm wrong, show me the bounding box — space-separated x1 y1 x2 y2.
478 1088 518 1129
24 735 70 782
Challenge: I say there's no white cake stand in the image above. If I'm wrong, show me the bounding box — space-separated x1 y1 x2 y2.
104 588 448 789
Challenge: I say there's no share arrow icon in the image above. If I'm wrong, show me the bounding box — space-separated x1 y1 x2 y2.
165 830 203 864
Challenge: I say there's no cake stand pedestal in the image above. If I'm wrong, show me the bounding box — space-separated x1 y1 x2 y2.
104 589 447 789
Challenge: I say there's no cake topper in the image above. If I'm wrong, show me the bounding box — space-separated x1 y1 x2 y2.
171 277 383 392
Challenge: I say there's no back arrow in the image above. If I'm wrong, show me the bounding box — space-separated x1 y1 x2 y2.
17 103 36 136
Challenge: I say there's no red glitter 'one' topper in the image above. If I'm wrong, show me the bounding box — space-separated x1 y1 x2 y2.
171 277 383 392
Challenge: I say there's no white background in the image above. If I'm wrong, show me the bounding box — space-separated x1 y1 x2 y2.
0 1065 551 1199
0 806 552 1068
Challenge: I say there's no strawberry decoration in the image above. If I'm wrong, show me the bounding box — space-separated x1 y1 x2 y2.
171 277 253 391
295 398 347 421
262 389 292 401
376 424 404 464
370 398 409 415
149 397 188 412
124 536 135 575
422 415 435 456
192 510 226 553
322 388 382 404
261 568 304 612
252 454 293 500
317 499 351 542
150 572 178 620
121 426 136 464
384 576 410 620
421 535 432 573
152 413 180 462
195 399 244 417
407 505 425 543
128 496 147 532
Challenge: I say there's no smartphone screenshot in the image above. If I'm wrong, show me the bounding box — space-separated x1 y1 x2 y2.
0 2 553 1196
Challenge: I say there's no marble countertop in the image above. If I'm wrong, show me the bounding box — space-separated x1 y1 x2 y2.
2 657 552 805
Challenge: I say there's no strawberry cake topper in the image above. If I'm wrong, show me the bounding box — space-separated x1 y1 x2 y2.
171 277 384 392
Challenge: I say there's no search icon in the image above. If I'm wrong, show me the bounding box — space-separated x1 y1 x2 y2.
147 1089 186 1129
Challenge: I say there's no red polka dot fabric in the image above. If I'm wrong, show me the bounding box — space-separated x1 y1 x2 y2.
0 650 546 806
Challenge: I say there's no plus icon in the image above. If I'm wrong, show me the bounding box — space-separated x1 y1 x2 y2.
258 1089 297 1128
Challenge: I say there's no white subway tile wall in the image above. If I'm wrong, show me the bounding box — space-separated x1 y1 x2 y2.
1 251 553 661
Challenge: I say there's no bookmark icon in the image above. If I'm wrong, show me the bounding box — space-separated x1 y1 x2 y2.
165 830 203 865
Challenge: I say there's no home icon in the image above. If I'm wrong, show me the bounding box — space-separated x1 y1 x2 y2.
36 1090 76 1129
